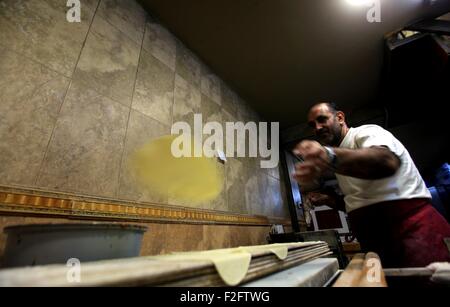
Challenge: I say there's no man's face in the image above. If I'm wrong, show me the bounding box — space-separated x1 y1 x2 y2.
307 104 342 146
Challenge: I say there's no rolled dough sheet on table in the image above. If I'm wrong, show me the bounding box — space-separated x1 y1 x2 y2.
150 242 324 286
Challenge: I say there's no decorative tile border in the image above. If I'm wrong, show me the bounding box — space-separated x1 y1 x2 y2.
0 186 290 226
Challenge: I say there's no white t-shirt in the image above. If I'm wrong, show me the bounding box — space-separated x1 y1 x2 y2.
336 124 431 212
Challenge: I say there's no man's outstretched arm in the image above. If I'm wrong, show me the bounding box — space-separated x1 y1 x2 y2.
331 146 400 179
293 140 401 184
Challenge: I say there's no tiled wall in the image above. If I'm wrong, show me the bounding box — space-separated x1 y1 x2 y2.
0 0 289 219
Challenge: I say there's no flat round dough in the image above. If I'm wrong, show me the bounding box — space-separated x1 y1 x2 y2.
128 135 223 203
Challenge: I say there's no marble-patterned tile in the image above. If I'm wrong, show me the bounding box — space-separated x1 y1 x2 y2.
161 224 204 253
229 225 251 247
221 83 238 117
199 161 228 212
0 49 70 186
277 178 290 218
259 125 281 178
118 109 171 204
256 172 287 218
201 65 221 106
225 120 258 171
73 15 140 107
267 176 286 218
172 74 201 128
265 165 281 180
202 225 231 250
248 226 271 246
255 169 271 216
225 158 247 214
237 134 260 172
97 0 146 45
222 108 238 124
225 100 260 170
143 20 177 71
132 50 174 126
241 156 260 172
221 109 245 161
235 97 247 122
0 0 98 76
244 166 262 216
139 223 168 256
37 81 128 198
201 94 222 123
175 41 202 88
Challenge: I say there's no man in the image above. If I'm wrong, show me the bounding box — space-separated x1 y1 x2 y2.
293 102 450 268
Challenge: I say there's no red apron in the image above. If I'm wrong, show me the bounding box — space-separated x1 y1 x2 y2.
348 198 450 268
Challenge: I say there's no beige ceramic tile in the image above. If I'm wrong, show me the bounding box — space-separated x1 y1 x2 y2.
267 176 285 218
175 41 202 88
172 74 201 129
201 94 222 124
73 15 140 107
143 20 177 71
97 0 146 45
201 65 221 106
161 224 204 253
244 166 262 216
132 49 174 126
0 49 70 186
229 225 252 247
221 83 238 117
139 223 168 256
225 158 247 214
202 225 231 250
37 81 128 198
0 0 98 76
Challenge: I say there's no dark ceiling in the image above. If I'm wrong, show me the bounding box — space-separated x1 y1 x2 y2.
139 0 450 129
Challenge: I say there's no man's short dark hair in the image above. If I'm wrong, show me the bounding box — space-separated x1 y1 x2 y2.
311 102 340 114
326 102 339 114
